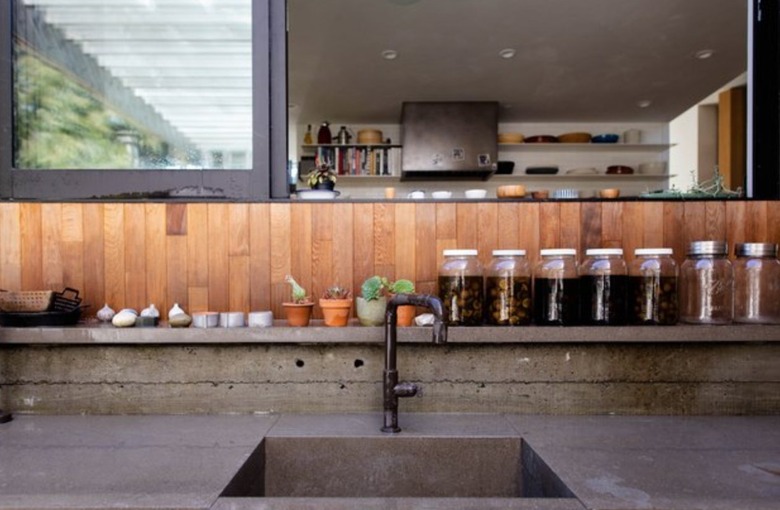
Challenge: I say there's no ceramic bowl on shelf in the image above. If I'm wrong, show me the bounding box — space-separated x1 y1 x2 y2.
531 190 550 200
431 190 452 199
565 167 599 175
591 133 620 144
524 135 559 143
296 189 341 200
558 132 592 143
525 166 559 175
606 165 634 175
599 188 621 199
464 189 488 199
498 133 524 144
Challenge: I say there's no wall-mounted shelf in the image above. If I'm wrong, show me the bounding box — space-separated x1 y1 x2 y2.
302 143 402 150
498 143 674 152
335 174 673 184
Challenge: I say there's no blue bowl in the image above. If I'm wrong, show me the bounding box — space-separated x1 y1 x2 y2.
591 133 619 144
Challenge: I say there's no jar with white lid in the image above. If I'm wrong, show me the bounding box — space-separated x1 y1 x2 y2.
438 249 483 326
733 243 780 324
680 240 733 324
533 248 579 326
485 249 531 325
579 248 628 325
628 248 679 325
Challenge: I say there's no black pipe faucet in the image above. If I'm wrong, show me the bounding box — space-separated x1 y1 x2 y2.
381 293 447 433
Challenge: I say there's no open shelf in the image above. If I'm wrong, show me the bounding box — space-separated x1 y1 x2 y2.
498 143 674 152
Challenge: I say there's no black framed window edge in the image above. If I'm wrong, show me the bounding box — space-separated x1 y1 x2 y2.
0 0 286 201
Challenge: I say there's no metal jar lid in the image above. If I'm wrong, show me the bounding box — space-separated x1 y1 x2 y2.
687 240 728 256
735 242 778 258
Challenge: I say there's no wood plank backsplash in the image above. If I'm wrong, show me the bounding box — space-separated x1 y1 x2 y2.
0 201 778 319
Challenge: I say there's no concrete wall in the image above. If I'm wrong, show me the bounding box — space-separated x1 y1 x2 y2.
2 342 778 415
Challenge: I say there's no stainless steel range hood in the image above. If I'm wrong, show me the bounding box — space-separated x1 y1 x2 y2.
401 101 498 180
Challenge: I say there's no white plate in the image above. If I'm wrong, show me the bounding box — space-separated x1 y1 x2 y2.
296 189 340 200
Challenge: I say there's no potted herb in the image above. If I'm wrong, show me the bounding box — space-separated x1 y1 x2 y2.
355 276 416 326
282 275 314 326
319 285 353 327
306 164 337 191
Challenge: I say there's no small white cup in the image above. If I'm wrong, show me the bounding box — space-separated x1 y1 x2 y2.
464 189 487 199
220 312 246 328
431 191 452 199
192 311 219 328
248 310 274 328
623 129 642 144
407 190 426 199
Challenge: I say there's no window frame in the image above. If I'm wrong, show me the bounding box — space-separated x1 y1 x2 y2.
0 0 288 201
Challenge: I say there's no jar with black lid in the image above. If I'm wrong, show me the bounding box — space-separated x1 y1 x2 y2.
679 240 733 324
438 249 483 326
579 248 628 325
734 242 780 324
628 248 678 325
485 250 531 325
533 249 579 326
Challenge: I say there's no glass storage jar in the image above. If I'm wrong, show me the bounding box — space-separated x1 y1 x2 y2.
679 240 733 324
733 242 780 324
628 248 679 325
533 248 579 326
579 248 629 325
438 249 484 326
485 250 532 325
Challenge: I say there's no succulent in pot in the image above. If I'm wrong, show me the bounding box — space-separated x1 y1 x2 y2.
306 164 337 190
319 285 353 327
282 275 314 326
355 276 417 326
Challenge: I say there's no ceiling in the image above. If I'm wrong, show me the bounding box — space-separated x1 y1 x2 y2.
288 0 748 125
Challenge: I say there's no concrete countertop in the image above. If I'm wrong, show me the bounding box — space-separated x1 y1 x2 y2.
0 413 777 510
1 322 779 345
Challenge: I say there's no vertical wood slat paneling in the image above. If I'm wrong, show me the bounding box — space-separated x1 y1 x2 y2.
0 203 22 290
19 203 42 291
1 201 779 315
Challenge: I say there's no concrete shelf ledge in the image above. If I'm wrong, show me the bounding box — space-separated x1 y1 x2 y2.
1 322 778 345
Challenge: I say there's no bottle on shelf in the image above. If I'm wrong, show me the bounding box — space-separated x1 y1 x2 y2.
317 121 332 144
303 124 313 145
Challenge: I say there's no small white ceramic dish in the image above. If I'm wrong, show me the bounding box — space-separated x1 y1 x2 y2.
192 311 219 328
297 189 340 200
464 189 487 199
565 167 599 175
248 310 274 327
407 190 426 199
219 312 246 328
431 191 452 199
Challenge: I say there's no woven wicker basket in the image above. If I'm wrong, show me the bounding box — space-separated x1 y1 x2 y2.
0 290 54 312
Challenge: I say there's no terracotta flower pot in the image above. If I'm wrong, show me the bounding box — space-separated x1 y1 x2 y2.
396 304 416 327
356 296 387 326
282 302 314 327
319 298 353 327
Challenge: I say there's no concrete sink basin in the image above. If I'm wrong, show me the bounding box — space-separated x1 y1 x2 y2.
221 436 575 500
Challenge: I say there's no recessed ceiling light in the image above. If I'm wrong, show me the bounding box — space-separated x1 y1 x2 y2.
637 99 652 108
694 49 715 60
381 49 398 60
498 48 516 59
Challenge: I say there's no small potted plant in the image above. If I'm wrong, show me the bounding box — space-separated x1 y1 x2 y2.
319 285 353 327
282 275 314 326
306 164 337 191
355 276 417 327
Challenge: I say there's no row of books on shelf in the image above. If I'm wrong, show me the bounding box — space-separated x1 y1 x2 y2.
314 146 402 176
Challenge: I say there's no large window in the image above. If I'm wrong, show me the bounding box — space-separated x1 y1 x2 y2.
0 0 287 199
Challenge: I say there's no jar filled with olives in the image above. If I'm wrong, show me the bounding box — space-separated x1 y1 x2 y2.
438 249 484 326
533 249 579 326
680 240 733 324
580 248 628 325
485 250 532 325
733 242 780 324
628 248 678 325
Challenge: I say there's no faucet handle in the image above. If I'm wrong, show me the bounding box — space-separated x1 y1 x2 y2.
393 381 419 398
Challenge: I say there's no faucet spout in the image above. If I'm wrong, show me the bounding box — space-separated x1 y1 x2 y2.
382 293 447 433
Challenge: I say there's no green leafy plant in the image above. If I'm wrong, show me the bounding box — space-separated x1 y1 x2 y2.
360 276 415 301
306 164 337 188
284 275 311 304
322 285 352 300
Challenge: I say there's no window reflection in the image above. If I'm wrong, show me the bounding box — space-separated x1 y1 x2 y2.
13 0 252 170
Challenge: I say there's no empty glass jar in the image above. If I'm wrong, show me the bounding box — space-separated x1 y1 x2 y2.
628 248 679 325
533 249 579 326
484 250 532 325
680 241 733 324
734 243 780 324
579 248 628 325
438 249 483 326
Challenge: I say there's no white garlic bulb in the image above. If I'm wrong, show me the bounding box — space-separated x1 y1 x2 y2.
96 303 115 322
140 304 159 318
168 302 186 318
